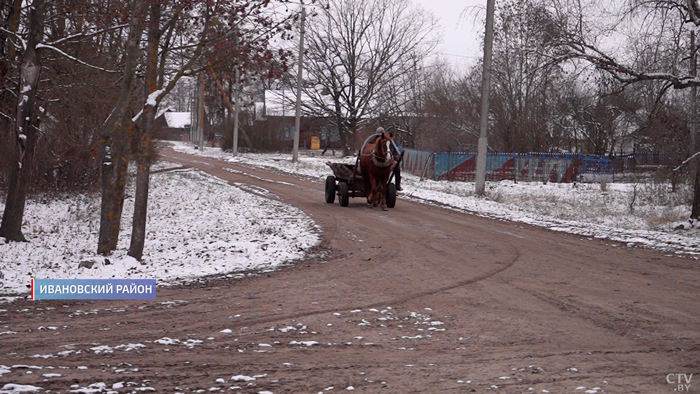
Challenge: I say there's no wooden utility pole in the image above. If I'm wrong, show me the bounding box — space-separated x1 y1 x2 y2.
233 67 240 156
189 84 196 143
293 7 306 163
691 29 700 218
198 73 205 150
475 0 495 195
692 29 697 155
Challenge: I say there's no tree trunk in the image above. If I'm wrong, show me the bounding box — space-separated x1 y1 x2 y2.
108 116 131 251
128 152 151 261
209 67 254 149
334 100 351 156
0 0 23 138
97 109 132 254
347 120 358 155
337 126 349 156
691 158 700 219
128 0 160 261
97 132 117 253
97 0 147 255
0 0 44 242
690 30 699 219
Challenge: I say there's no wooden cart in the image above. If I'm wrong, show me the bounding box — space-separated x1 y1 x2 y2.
324 162 396 208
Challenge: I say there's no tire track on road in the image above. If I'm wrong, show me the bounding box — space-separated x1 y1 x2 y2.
159 148 523 327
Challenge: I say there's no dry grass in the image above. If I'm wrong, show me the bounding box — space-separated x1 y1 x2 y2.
644 207 688 229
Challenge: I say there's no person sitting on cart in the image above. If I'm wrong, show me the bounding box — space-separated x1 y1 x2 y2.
365 127 403 191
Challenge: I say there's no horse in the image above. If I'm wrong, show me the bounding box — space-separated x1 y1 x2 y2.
359 131 397 211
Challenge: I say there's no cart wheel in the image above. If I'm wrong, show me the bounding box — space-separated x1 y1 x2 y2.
325 176 336 203
386 183 397 208
339 181 349 207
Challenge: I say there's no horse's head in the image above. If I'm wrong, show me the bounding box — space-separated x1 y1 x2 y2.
375 132 394 163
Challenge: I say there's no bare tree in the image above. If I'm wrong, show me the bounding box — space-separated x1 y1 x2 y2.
127 0 298 261
301 0 438 155
0 0 22 148
0 0 294 252
0 0 139 245
488 0 568 152
374 53 433 148
97 0 148 255
546 0 700 216
0 0 44 242
421 61 483 152
204 7 296 151
549 0 696 88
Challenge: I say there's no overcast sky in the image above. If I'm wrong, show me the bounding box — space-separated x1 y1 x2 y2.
411 0 486 67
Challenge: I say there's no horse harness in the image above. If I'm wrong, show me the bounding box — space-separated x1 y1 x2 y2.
370 139 394 168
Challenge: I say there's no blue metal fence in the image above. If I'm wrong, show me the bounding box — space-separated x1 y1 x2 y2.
402 149 674 183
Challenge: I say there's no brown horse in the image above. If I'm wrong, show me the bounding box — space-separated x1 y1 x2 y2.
359 131 397 210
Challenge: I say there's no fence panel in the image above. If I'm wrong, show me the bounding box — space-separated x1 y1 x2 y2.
402 149 434 180
402 149 680 183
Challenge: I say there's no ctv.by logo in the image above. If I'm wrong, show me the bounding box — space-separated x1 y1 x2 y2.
667 373 693 391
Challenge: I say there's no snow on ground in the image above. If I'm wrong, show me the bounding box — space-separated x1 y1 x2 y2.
405 179 700 255
1 141 698 295
169 142 357 180
0 304 608 393
0 142 695 393
170 141 700 256
0 164 320 296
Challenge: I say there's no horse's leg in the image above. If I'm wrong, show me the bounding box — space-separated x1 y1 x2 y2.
370 176 379 207
379 179 388 210
365 173 374 207
362 171 372 206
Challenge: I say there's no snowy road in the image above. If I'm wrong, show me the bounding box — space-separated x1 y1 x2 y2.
1 147 699 393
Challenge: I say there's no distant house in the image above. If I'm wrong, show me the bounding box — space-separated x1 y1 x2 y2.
154 109 192 141
250 90 339 150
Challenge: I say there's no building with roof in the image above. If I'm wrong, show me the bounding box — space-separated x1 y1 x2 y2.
249 90 340 151
154 108 193 141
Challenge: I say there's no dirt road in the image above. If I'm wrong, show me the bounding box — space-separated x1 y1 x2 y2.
1 148 698 394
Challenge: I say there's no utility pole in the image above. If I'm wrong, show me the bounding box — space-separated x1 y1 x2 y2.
233 67 240 156
198 73 205 151
691 29 697 155
690 28 700 218
292 6 306 163
475 0 495 195
190 82 196 144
